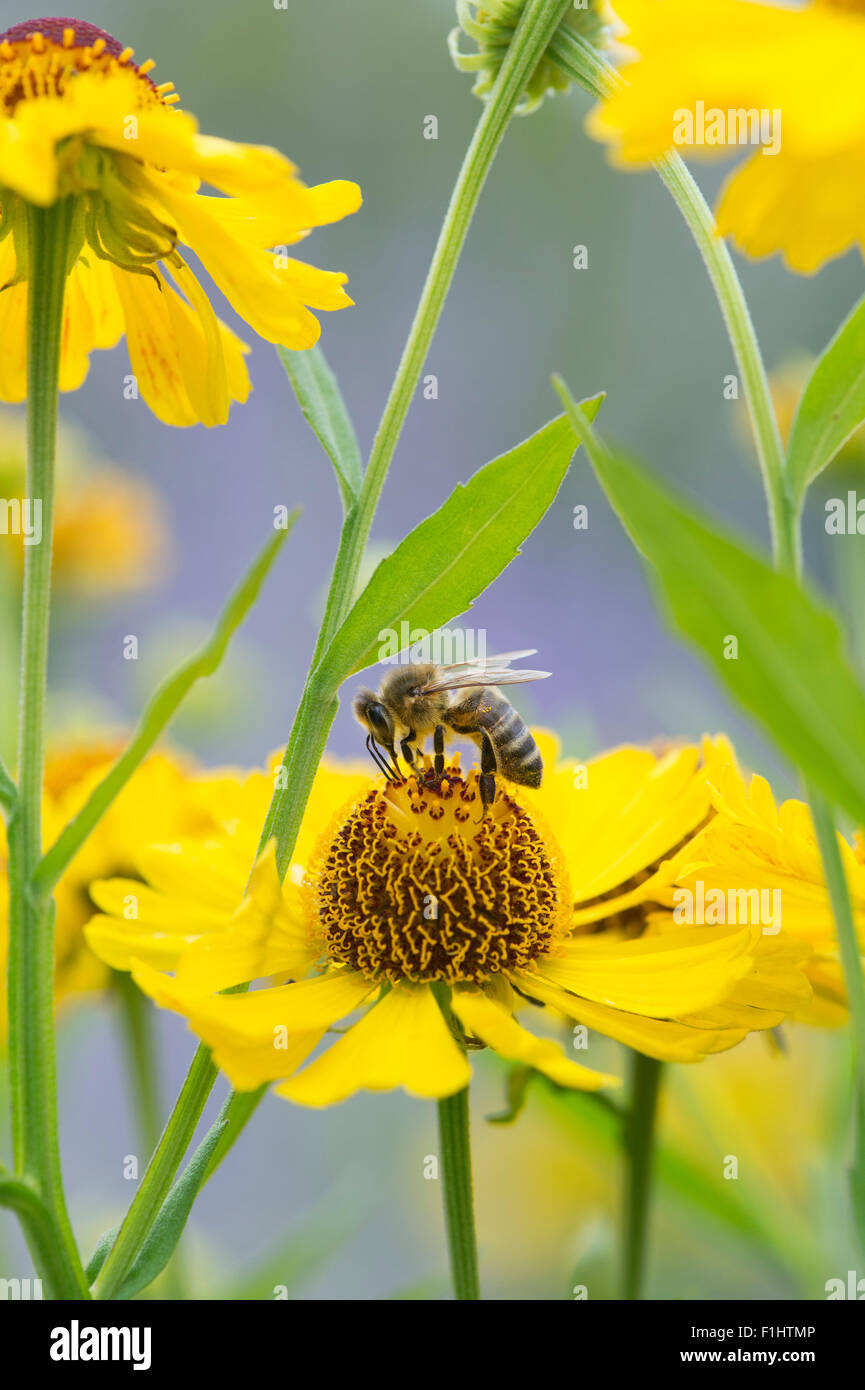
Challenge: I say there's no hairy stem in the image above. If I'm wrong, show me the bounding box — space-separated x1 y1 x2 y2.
6 198 89 1298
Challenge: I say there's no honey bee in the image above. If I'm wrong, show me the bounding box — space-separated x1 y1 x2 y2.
353 650 550 811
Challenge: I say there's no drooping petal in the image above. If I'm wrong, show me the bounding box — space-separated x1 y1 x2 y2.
132 962 376 1090
275 984 471 1106
0 276 27 401
513 970 747 1062
110 264 198 426
156 186 347 347
453 986 620 1090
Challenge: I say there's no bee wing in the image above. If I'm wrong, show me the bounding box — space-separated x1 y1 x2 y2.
417 668 551 694
436 649 538 672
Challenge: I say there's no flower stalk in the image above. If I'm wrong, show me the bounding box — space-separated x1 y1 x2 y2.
5 196 89 1298
620 1053 662 1300
438 1087 481 1300
553 40 797 575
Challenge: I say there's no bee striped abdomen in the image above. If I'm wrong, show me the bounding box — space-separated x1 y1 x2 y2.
448 688 543 789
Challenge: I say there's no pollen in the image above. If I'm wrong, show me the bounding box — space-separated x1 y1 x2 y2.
0 17 171 114
312 762 569 985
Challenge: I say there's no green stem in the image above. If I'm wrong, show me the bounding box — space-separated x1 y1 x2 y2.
437 1087 481 1300
555 41 796 575
5 198 89 1299
114 971 162 1162
113 972 187 1299
809 799 865 1067
621 1052 662 1301
92 1045 216 1300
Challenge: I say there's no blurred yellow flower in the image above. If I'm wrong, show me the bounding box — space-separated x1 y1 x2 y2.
0 407 167 593
664 757 865 1027
0 17 361 424
743 358 865 468
84 735 810 1108
0 741 225 1035
588 0 865 272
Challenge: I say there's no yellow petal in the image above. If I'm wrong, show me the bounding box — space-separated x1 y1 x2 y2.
275 984 471 1107
534 742 715 902
513 971 746 1062
158 187 333 347
110 265 198 427
136 843 245 911
0 275 27 402
84 915 203 973
175 844 318 991
538 925 757 1018
132 963 375 1090
717 146 865 273
452 987 620 1090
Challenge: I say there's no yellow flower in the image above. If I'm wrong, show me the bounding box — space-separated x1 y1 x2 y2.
0 18 361 423
742 358 865 468
588 0 865 272
0 406 168 592
663 757 865 1027
0 740 227 1034
84 735 810 1107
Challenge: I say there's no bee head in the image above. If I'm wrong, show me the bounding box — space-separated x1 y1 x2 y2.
353 687 396 746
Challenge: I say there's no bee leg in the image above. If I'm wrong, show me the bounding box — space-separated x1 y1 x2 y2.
433 725 445 776
479 733 497 816
401 731 426 789
384 743 405 782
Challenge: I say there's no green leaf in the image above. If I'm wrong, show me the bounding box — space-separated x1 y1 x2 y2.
278 344 363 511
786 292 865 504
204 1085 268 1184
316 400 603 685
85 1224 119 1286
111 1121 227 1300
554 377 865 829
0 758 15 817
486 1064 534 1125
34 519 296 896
